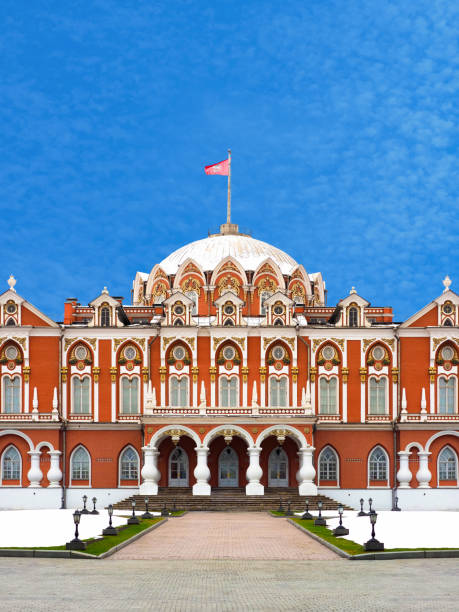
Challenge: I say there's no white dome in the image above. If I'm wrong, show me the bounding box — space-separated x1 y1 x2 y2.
159 233 298 275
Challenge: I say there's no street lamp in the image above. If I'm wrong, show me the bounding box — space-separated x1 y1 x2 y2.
66 510 86 550
81 495 90 515
141 497 154 520
285 499 293 517
333 504 349 536
364 512 384 551
301 498 314 520
392 496 401 512
358 498 367 517
314 500 327 527
161 502 170 517
102 504 118 536
128 499 140 525
277 497 284 513
90 497 99 515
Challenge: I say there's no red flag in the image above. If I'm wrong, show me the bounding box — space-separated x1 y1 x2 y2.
204 158 229 175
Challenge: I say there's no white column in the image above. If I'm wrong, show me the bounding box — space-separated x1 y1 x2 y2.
310 379 316 414
429 379 435 414
392 381 397 420
93 377 99 422
47 450 63 488
192 376 198 407
139 446 160 495
342 379 348 422
297 446 317 495
27 450 43 488
242 375 248 407
193 446 211 495
210 377 216 407
111 381 117 422
24 378 30 413
246 446 264 495
396 451 412 489
160 378 166 406
62 379 67 419
416 451 432 488
260 378 266 408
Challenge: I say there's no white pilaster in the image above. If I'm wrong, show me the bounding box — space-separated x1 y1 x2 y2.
47 450 63 488
246 446 264 495
139 446 160 495
193 446 211 495
27 450 43 488
360 382 366 422
396 451 412 489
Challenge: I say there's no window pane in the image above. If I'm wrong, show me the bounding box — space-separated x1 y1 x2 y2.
72 448 90 480
279 378 287 407
170 377 178 406
229 378 238 407
3 447 20 479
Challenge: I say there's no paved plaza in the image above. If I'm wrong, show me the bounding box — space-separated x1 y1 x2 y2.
111 512 337 560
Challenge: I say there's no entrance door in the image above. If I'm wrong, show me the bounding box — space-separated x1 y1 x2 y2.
218 447 239 487
268 447 289 487
169 446 188 486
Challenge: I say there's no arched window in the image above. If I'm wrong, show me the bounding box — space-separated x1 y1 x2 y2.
185 291 198 315
220 377 238 407
368 447 388 482
72 376 90 414
439 377 456 414
6 318 16 326
349 307 358 327
319 447 338 482
71 447 90 481
269 377 288 407
274 319 284 326
170 376 188 406
174 318 184 326
443 319 453 326
121 377 139 414
120 447 139 481
169 446 188 486
1 446 21 481
224 318 234 326
268 447 288 486
100 307 110 327
319 377 338 414
2 376 21 413
369 378 387 414
438 447 457 481
260 291 272 315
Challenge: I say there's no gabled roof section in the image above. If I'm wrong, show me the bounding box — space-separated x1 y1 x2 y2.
400 287 459 328
338 288 370 308
263 291 294 307
0 282 59 328
214 291 245 307
163 291 193 307
89 288 121 308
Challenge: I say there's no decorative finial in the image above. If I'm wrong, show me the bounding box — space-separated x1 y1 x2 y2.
350 286 357 294
8 275 16 292
102 286 109 295
443 276 452 293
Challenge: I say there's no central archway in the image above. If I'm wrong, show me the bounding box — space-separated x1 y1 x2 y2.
268 447 289 487
169 446 189 487
218 447 239 487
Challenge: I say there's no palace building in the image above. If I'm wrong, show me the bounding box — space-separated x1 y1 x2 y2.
1 219 459 510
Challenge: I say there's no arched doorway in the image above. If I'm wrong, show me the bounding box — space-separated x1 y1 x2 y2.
168 446 188 486
268 447 289 486
218 447 239 487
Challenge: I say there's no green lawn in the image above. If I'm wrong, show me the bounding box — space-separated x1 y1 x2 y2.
0 517 164 557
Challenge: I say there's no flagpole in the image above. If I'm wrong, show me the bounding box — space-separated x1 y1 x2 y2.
227 149 231 224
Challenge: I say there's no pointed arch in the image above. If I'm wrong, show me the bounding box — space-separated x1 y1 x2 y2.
209 256 247 287
119 445 140 486
318 445 339 485
253 258 285 289
0 430 34 450
146 265 170 302
70 445 91 486
367 445 389 486
437 445 458 484
1 444 22 485
173 258 206 288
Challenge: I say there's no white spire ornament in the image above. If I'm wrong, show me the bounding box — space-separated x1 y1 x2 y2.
443 276 452 293
252 380 258 407
7 275 16 292
52 387 59 421
400 388 408 422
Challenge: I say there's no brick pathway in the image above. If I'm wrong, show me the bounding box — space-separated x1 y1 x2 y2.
110 512 338 560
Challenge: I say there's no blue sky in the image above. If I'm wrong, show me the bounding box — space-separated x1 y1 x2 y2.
1 0 457 322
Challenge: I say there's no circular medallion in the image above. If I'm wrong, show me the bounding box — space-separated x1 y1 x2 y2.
173 346 186 361
5 346 18 360
444 361 452 371
274 361 283 370
124 346 136 361
322 346 335 361
7 361 16 370
374 362 383 371
126 362 134 371
225 361 233 370
175 361 183 371
442 346 454 361
75 346 88 361
223 346 235 361
324 361 333 371
272 346 285 360
77 361 85 371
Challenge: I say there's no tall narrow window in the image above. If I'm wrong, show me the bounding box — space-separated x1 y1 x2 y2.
319 377 338 414
3 376 21 413
369 447 387 481
72 377 90 414
121 377 139 414
369 378 386 414
185 291 198 315
2 446 21 480
220 377 238 407
319 447 338 481
120 447 139 480
270 377 288 407
438 447 457 481
349 307 358 327
170 376 188 406
100 307 110 326
260 291 272 315
439 377 456 414
71 447 90 480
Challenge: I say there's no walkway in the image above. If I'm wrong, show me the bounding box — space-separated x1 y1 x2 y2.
110 512 338 560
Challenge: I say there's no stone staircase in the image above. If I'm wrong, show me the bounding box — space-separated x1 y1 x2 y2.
113 487 352 512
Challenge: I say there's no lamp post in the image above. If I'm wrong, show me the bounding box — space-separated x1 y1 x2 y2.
81 495 90 515
172 499 177 513
357 498 367 517
314 500 327 527
141 497 154 519
368 497 375 515
102 504 118 536
392 496 401 512
364 512 384 551
333 504 349 536
161 502 170 517
66 510 86 550
90 497 99 515
128 499 140 525
301 498 314 520
277 497 284 513
285 499 293 517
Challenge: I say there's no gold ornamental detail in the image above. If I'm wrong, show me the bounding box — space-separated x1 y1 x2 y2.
213 337 225 351
163 337 176 351
384 338 395 349
231 337 246 350
312 339 326 352
432 337 447 350
191 366 199 382
64 338 74 352
259 366 267 382
12 337 27 349
220 428 238 445
82 337 97 349
181 278 201 296
342 367 349 383
142 367 149 382
429 367 436 383
113 338 124 350
184 337 196 351
272 429 288 445
110 367 117 382
291 366 299 382
331 337 345 350
159 367 167 382
359 367 367 382
92 367 100 382
169 429 187 445
22 366 31 382
131 337 146 350
362 338 376 351
241 366 249 382
209 366 217 382
309 367 317 382
263 337 276 350
60 367 68 382
391 368 399 383
281 337 295 350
